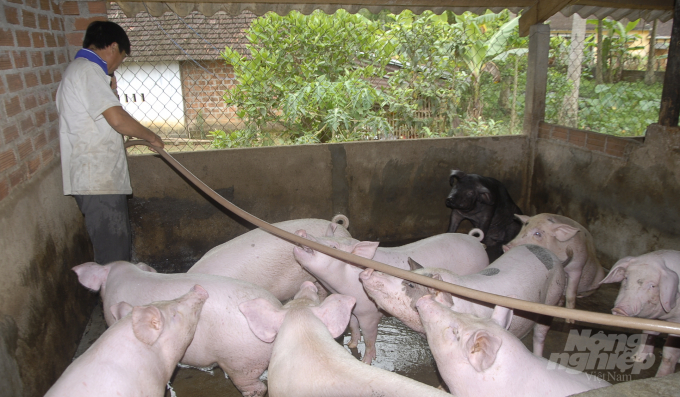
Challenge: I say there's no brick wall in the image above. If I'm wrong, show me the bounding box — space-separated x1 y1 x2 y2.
537 121 641 159
181 59 243 135
0 0 108 203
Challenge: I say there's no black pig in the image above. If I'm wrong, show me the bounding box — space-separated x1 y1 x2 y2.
446 170 522 261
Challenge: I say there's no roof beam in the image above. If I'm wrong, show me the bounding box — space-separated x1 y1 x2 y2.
519 0 577 36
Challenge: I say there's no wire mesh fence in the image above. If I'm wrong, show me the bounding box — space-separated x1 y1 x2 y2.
107 3 666 155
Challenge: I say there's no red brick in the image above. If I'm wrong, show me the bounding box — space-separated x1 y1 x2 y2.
74 16 107 31
61 1 79 14
0 150 17 172
4 96 22 117
47 110 58 122
41 147 54 163
5 6 20 24
52 69 61 83
552 125 568 141
605 137 628 157
87 1 107 14
33 132 47 149
38 91 51 105
9 165 27 188
40 0 50 10
6 74 23 92
51 17 63 31
3 125 19 144
38 14 49 29
45 32 56 47
568 130 586 146
0 54 12 70
585 132 606 152
0 28 14 46
47 123 58 141
44 51 55 66
28 157 41 174
16 30 31 47
40 70 52 84
57 51 65 64
34 109 46 126
26 0 37 8
7 0 23 4
24 72 39 88
66 32 83 46
51 0 61 14
0 79 4 95
23 94 37 110
32 32 45 48
31 51 43 67
537 122 551 138
56 35 65 48
13 51 29 68
0 179 8 202
23 10 36 28
18 139 33 160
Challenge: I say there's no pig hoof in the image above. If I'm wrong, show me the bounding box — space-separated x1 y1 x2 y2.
565 318 575 324
347 340 358 349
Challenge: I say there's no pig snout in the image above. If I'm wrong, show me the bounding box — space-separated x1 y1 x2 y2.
611 307 629 316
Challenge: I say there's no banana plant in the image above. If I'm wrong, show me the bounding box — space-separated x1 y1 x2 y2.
450 11 520 119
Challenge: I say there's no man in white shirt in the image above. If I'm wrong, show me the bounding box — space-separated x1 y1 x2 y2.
57 21 164 264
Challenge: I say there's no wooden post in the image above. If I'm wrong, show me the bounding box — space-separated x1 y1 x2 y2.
522 23 550 214
659 0 680 126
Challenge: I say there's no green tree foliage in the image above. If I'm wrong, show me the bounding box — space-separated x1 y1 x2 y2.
221 9 393 145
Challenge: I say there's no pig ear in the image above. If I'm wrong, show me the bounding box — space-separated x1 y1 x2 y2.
551 224 579 242
110 302 134 322
136 263 157 273
514 214 530 224
72 262 109 292
351 241 379 260
490 305 513 330
325 223 339 237
600 257 633 284
132 305 163 346
466 330 502 372
239 298 285 343
449 170 465 185
434 290 454 307
310 294 356 338
295 229 308 238
408 257 424 271
476 186 495 205
659 262 679 312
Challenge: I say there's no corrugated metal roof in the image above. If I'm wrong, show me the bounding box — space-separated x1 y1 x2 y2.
115 0 673 22
109 2 255 61
115 2 528 17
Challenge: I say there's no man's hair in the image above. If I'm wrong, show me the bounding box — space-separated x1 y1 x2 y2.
82 21 131 55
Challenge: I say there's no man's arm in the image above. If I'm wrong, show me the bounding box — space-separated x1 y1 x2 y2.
102 106 165 149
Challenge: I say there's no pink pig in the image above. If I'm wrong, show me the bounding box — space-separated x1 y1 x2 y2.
360 244 566 357
188 216 350 301
600 249 680 377
73 261 282 397
292 229 489 364
503 213 605 318
416 295 609 397
239 281 451 397
45 285 208 397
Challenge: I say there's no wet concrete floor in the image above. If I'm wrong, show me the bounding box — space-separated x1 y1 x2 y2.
74 282 679 396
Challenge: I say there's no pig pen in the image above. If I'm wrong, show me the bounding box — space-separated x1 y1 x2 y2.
7 123 680 396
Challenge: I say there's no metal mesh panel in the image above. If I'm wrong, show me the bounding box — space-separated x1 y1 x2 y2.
108 4 535 153
545 16 666 136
